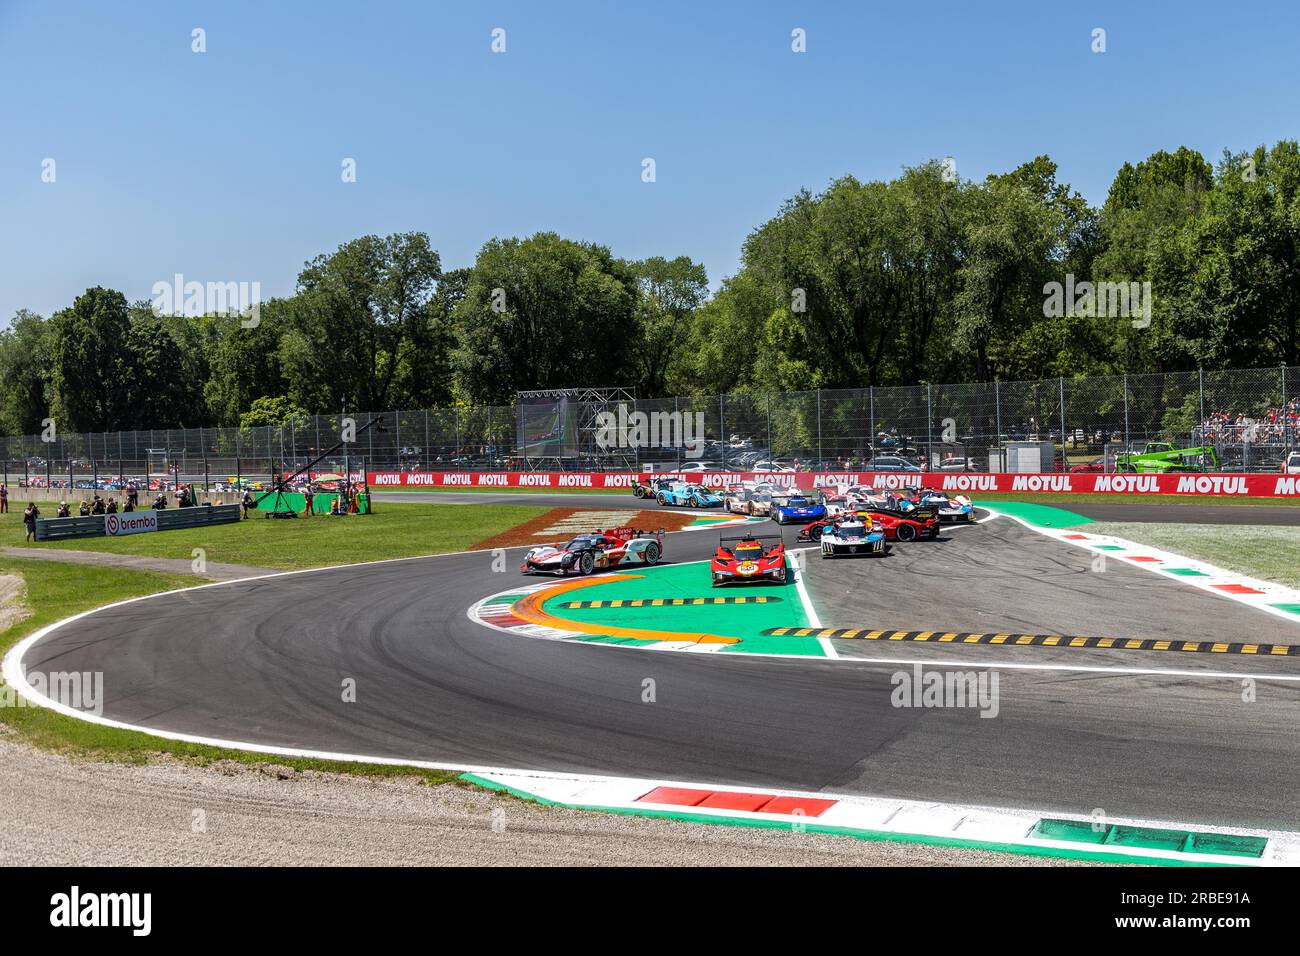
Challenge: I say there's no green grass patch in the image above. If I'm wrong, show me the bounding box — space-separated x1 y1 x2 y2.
1086 522 1300 590
3 501 547 570
0 555 461 783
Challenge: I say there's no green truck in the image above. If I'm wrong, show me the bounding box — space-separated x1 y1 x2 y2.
1113 442 1221 474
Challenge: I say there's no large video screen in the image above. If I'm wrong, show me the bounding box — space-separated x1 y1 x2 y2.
516 395 579 458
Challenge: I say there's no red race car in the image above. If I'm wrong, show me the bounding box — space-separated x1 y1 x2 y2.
711 534 787 587
800 507 938 543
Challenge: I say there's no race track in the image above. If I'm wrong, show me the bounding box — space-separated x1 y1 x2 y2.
15 499 1300 832
377 490 1300 526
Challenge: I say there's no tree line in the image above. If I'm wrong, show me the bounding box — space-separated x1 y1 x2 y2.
2 140 1297 436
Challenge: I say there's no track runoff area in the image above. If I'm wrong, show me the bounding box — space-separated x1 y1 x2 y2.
8 477 1300 877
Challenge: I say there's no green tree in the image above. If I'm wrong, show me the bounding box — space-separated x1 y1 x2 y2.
452 233 639 403
0 310 52 436
283 233 442 412
627 256 708 396
239 395 311 429
955 159 1077 381
47 287 134 431
204 301 290 427
122 317 197 428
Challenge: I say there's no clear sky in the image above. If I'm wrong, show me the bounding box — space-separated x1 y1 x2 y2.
2 0 1298 322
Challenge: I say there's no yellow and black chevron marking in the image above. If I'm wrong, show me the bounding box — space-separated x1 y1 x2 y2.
762 627 1300 657
560 596 782 609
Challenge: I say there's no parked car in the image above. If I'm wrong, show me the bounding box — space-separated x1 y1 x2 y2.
865 456 923 472
1070 456 1108 474
936 457 981 473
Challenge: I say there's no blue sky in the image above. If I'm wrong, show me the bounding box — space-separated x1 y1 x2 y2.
2 0 1298 321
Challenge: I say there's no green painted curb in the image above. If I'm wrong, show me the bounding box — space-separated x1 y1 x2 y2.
460 773 1240 867
979 499 1093 528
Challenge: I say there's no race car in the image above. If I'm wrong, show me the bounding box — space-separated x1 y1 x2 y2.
802 507 939 542
915 489 975 522
711 534 787 586
520 526 664 576
632 476 677 499
742 489 778 516
857 505 940 541
818 518 886 557
771 493 827 525
725 486 757 514
656 482 724 508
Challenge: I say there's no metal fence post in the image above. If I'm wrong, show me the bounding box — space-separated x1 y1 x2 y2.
1284 366 1291 450
766 394 772 460
1123 374 1130 447
868 386 875 460
816 390 822 465
720 394 726 469
1198 369 1206 442
926 383 933 467
994 380 1002 469
1059 376 1067 461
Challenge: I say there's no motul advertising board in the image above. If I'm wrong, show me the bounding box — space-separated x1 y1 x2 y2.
366 470 1300 498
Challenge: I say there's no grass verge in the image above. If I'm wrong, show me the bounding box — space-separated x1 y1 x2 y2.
3 501 548 570
1086 522 1300 589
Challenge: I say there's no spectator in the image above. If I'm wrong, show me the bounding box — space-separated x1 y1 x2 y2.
0 482 8 514
303 483 315 516
57 501 71 518
106 498 118 514
78 501 90 517
241 489 254 519
23 502 39 542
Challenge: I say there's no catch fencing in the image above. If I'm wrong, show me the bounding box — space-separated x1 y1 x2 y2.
2 366 1298 487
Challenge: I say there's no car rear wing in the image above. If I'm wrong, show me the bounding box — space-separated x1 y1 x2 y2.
719 533 785 545
609 525 664 543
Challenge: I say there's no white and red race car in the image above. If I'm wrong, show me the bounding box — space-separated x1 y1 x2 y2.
520 526 664 576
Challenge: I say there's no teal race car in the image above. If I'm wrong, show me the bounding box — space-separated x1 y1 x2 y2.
656 482 724 508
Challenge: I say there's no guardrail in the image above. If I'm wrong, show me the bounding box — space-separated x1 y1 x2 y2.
34 504 242 542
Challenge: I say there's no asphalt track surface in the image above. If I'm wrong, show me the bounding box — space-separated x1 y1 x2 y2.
18 500 1300 832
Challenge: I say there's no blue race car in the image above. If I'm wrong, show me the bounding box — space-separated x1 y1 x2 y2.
772 494 827 525
917 489 975 522
656 482 724 508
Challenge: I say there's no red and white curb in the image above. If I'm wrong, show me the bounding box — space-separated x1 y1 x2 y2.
466 769 1300 866
469 579 736 653
988 510 1300 630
